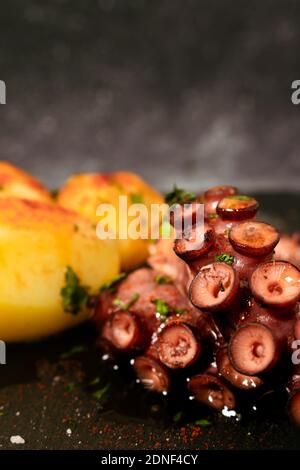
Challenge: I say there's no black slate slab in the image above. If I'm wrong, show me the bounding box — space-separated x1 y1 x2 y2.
0 192 299 450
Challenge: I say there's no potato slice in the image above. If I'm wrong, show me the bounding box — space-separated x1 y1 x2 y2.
0 198 120 342
57 172 164 271
0 161 52 203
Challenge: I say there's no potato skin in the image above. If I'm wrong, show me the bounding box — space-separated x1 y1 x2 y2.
0 198 120 342
0 161 52 203
57 172 164 271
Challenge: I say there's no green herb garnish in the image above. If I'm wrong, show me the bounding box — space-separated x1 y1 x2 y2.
100 272 127 294
152 298 170 317
113 293 139 311
61 266 90 315
165 185 196 206
89 377 101 386
227 195 251 201
93 383 110 401
208 213 219 219
130 193 143 204
194 418 212 427
155 274 172 285
61 344 87 359
151 299 186 319
215 253 235 265
66 382 76 392
173 411 183 423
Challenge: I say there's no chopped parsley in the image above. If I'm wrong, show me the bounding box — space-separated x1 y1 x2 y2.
61 267 90 315
130 193 143 204
194 418 212 427
165 185 196 206
173 411 183 423
113 292 139 311
151 298 170 317
93 383 110 401
227 195 251 201
100 272 127 294
61 344 87 359
215 253 235 265
88 377 101 386
66 382 76 392
155 274 172 285
151 298 186 320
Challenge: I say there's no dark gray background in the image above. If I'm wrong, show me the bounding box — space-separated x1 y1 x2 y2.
0 0 299 192
0 2 300 450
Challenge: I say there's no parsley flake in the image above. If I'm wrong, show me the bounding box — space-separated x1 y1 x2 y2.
113 293 140 311
165 185 196 206
130 193 143 204
194 418 212 427
155 274 172 285
60 267 89 315
227 195 251 201
151 298 186 319
215 253 235 265
93 383 110 401
61 344 87 359
173 411 183 423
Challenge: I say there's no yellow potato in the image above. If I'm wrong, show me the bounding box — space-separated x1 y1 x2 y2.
0 161 52 203
57 172 164 271
0 198 120 342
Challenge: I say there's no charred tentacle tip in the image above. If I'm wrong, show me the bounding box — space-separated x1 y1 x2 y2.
216 195 259 221
188 373 236 411
204 186 238 219
228 322 279 375
157 322 201 369
109 310 144 350
229 221 279 258
174 223 215 261
189 262 239 311
216 346 263 390
133 355 170 394
250 261 300 309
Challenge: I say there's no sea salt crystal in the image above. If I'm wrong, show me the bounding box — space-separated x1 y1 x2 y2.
10 435 25 445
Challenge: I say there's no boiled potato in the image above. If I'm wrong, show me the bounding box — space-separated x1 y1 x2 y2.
0 198 120 342
57 172 164 271
0 161 52 203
